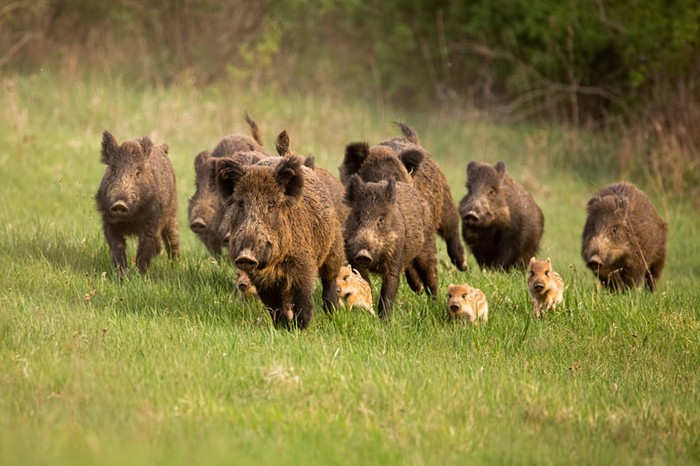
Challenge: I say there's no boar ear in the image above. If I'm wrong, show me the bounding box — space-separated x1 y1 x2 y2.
101 130 119 164
385 178 397 202
215 158 247 199
529 257 536 264
466 161 478 182
586 195 601 211
343 142 370 175
161 144 169 155
399 149 423 176
194 151 210 172
495 161 507 176
615 197 629 214
139 136 154 158
274 155 304 200
303 155 316 169
275 130 291 156
344 174 363 205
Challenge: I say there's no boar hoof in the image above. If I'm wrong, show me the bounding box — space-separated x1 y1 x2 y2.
110 200 130 215
235 253 258 271
354 249 373 267
189 217 207 233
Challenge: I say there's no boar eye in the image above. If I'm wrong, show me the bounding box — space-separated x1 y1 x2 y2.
545 270 549 276
462 294 467 299
529 271 534 276
268 201 276 212
377 216 384 226
237 199 244 209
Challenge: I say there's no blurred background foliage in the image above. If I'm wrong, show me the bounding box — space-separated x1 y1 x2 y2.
1 0 698 199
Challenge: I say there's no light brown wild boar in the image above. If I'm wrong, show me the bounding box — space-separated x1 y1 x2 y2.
335 265 374 314
526 257 564 317
446 283 488 324
95 131 179 275
581 182 667 291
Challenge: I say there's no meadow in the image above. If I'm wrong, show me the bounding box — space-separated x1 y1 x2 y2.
0 72 698 465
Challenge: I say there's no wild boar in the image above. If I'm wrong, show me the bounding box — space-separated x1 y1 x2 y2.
343 175 438 318
340 122 466 271
526 257 565 317
446 283 489 324
581 182 667 291
459 161 544 270
188 113 266 255
215 153 344 329
335 264 374 314
95 131 179 274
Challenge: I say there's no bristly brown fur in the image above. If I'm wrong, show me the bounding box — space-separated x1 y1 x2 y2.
581 182 667 291
459 160 544 270
95 130 179 275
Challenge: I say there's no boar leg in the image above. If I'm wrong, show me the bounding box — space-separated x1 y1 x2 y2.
136 229 161 274
378 270 401 319
412 256 438 297
257 289 286 327
104 225 127 274
161 216 180 260
404 265 424 294
439 203 467 271
290 286 315 330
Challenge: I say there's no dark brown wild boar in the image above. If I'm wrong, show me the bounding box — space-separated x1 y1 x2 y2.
340 122 466 271
582 182 667 291
215 152 344 329
343 174 438 318
459 161 544 270
188 113 267 255
95 131 179 274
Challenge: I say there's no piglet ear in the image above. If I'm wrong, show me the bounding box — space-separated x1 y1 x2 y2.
215 158 247 199
398 149 423 177
274 155 304 200
343 142 370 177
275 130 291 156
344 174 363 206
139 136 154 158
101 130 119 164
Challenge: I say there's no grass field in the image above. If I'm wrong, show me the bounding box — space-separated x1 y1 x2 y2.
0 72 699 465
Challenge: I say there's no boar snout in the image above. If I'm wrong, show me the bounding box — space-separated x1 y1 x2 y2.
586 254 603 271
237 281 251 293
189 217 207 233
449 303 460 313
235 250 259 271
354 249 373 267
532 281 545 293
110 200 130 216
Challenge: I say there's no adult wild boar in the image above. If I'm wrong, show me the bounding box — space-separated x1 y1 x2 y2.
459 161 544 270
215 153 344 329
340 122 466 271
343 174 438 318
95 131 179 274
582 182 667 291
188 113 266 255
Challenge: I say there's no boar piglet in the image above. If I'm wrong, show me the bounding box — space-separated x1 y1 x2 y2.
188 112 266 256
95 130 179 275
459 161 544 270
215 154 344 329
582 182 667 291
343 174 438 318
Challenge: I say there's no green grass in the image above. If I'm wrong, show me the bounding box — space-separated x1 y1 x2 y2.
0 72 699 465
